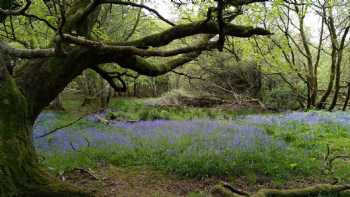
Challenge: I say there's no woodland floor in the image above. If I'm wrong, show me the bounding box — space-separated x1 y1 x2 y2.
34 98 350 196
63 165 329 197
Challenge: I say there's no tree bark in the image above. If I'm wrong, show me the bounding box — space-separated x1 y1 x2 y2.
15 48 96 119
317 6 349 110
328 55 342 111
328 26 349 111
316 49 337 109
343 83 350 111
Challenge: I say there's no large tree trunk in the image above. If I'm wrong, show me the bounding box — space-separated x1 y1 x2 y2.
0 61 89 196
0 2 103 193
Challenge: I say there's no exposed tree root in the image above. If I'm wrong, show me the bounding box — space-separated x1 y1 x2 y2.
0 165 93 197
23 184 93 197
211 182 350 197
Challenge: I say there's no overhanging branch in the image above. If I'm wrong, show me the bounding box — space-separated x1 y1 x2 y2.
0 42 55 58
62 33 217 57
91 66 127 92
113 51 203 76
0 0 32 16
116 20 272 48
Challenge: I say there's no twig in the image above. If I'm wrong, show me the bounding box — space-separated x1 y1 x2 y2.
73 168 99 180
324 144 350 173
35 114 87 139
61 168 99 181
70 141 77 151
171 70 203 80
221 182 250 196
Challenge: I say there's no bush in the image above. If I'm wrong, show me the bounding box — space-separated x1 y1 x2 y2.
139 109 171 120
263 86 302 111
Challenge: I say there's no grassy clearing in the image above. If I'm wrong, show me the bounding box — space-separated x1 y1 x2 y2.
35 98 350 196
261 122 350 183
42 131 321 182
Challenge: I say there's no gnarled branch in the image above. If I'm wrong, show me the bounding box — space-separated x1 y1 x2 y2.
0 41 55 58
91 66 127 92
109 51 203 76
0 0 31 16
62 33 217 57
117 20 271 48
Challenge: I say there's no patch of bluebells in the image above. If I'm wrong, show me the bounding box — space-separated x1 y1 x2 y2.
33 111 284 154
111 120 222 138
37 111 57 120
35 111 350 179
34 111 350 155
84 110 109 122
240 111 350 126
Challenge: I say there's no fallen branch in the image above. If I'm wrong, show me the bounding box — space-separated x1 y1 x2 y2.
35 114 87 139
221 181 250 196
324 144 350 174
211 183 350 197
61 168 99 181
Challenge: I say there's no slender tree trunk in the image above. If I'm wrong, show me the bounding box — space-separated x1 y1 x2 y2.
317 50 337 109
328 60 342 111
310 76 318 107
317 7 349 110
133 79 138 97
306 82 312 109
343 83 350 111
328 26 349 110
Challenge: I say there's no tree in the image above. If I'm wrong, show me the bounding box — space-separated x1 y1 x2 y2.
0 0 271 196
275 0 322 109
252 0 350 110
316 0 350 110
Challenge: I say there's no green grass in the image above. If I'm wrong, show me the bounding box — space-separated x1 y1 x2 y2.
60 97 261 121
261 122 350 183
41 131 322 184
42 98 350 187
107 98 257 121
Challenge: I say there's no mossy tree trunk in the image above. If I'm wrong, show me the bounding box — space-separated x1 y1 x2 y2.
0 57 90 196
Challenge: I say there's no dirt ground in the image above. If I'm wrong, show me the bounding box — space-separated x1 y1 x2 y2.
63 165 216 197
62 165 330 197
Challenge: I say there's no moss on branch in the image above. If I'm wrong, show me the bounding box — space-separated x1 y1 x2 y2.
118 20 271 48
114 52 202 76
211 183 350 197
